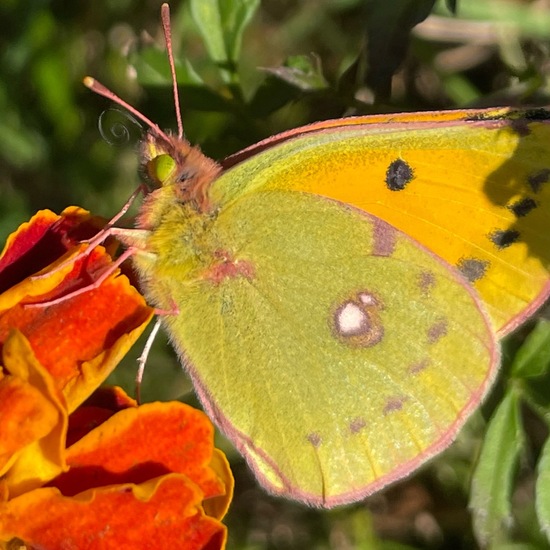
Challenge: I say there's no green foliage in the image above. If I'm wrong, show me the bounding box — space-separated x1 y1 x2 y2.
190 0 259 85
470 321 550 548
2 0 550 548
470 391 524 546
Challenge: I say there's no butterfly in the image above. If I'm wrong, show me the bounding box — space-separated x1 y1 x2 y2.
81 4 550 507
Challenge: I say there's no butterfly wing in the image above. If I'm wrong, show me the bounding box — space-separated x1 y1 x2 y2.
138 185 499 507
223 107 550 335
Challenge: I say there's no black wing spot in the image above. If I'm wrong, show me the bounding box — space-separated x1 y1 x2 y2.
528 169 550 193
508 197 537 218
457 257 490 282
489 229 520 249
385 159 415 191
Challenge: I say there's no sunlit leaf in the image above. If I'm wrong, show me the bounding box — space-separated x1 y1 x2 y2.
510 320 550 379
470 391 524 546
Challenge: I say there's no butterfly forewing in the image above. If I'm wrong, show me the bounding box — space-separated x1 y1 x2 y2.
221 109 550 336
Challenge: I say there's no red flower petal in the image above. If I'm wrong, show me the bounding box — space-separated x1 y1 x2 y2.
54 402 230 503
0 209 153 411
0 475 227 550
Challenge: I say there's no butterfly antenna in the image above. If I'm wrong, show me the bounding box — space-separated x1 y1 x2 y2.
83 77 172 144
161 3 184 139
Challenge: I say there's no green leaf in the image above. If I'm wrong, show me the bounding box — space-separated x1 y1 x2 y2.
190 0 260 82
433 0 550 41
445 0 458 13
536 436 550 543
491 545 546 550
510 320 550 379
132 46 232 116
248 76 305 119
134 47 204 87
190 0 225 63
364 0 437 100
262 55 329 92
470 391 524 546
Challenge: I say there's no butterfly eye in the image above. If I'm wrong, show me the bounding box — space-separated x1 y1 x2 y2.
147 154 176 186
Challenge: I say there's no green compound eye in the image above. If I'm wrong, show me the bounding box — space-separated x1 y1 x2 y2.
148 154 176 185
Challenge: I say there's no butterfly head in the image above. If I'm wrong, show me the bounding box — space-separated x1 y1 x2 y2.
84 4 220 212
140 130 221 211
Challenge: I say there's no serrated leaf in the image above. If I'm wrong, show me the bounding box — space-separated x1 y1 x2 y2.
510 320 550 379
470 391 524 547
536 436 550 542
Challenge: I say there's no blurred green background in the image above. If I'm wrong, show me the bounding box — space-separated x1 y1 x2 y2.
1 0 550 548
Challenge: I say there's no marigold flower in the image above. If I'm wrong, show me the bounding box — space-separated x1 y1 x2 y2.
0 210 233 549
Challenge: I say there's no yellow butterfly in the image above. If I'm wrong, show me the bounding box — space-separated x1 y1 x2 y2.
80 4 550 507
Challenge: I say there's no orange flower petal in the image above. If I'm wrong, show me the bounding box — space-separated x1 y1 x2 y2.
203 449 234 521
0 209 154 412
53 402 230 507
67 386 137 447
0 331 68 498
0 375 58 474
0 212 232 543
81 385 138 410
0 208 110 309
0 475 227 550
0 209 64 300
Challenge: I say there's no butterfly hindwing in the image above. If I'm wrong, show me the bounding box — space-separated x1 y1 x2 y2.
136 186 499 507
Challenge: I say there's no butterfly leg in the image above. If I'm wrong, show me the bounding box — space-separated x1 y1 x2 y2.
135 317 162 404
30 185 146 282
25 246 138 308
134 293 179 401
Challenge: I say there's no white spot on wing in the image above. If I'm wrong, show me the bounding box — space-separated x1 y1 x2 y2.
337 302 368 335
358 292 377 306
331 290 384 348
